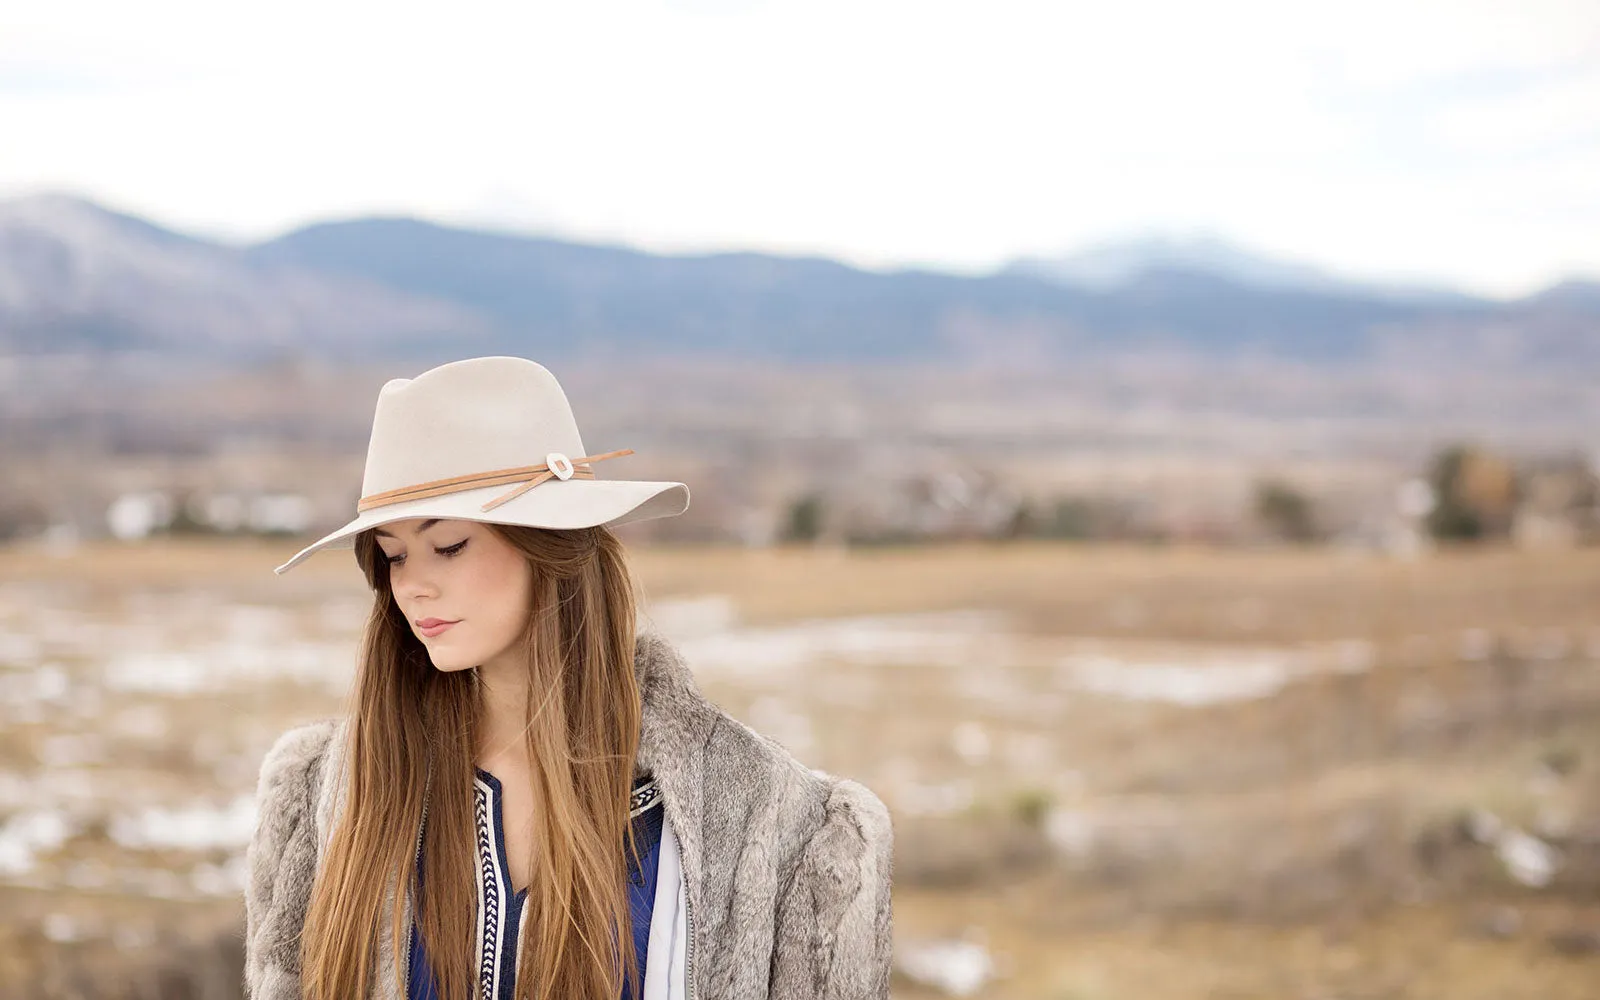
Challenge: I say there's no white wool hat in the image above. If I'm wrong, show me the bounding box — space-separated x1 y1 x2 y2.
272 356 689 575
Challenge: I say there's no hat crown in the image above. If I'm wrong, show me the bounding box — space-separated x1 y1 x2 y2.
360 356 586 498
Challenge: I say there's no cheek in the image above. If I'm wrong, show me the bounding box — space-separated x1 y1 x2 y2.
465 551 533 650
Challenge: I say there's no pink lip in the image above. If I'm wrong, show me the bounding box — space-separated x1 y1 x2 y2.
416 619 460 638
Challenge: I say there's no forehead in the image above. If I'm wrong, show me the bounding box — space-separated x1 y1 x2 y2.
372 517 459 539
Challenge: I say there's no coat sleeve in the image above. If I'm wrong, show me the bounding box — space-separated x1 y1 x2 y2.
769 777 895 1000
243 719 337 1000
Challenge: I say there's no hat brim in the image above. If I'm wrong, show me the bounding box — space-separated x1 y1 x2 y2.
272 478 689 575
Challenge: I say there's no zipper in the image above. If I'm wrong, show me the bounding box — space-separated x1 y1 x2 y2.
682 865 697 1000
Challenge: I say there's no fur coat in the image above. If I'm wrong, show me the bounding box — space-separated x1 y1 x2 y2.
242 628 894 999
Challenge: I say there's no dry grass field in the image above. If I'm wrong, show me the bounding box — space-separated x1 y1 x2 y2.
0 535 1597 999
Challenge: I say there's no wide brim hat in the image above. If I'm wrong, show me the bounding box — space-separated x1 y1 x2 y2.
272 356 689 574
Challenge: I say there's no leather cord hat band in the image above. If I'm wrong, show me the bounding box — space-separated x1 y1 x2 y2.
356 448 635 514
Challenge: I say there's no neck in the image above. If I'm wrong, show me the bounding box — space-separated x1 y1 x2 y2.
473 650 534 768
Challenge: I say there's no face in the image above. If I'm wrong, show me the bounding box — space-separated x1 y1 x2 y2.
373 518 534 673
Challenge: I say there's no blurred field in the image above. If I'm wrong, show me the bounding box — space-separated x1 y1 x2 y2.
1 536 1597 999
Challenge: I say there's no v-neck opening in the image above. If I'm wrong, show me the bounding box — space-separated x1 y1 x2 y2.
475 765 660 900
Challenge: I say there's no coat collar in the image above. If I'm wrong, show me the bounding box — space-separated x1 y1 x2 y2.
630 627 718 909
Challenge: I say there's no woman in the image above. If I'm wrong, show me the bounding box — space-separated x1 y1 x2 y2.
243 357 893 1000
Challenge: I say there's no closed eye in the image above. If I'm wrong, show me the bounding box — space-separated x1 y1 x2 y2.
386 539 468 565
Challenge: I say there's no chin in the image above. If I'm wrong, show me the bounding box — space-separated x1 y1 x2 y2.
425 651 479 673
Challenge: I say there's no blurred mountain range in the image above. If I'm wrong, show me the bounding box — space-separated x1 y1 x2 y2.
2 193 1596 369
1006 234 1479 305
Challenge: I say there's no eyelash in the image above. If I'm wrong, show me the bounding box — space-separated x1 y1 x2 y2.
386 539 468 566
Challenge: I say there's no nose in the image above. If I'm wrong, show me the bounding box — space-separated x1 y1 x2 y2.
391 562 441 604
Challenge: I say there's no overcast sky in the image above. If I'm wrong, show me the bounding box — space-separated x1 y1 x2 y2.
2 0 1596 297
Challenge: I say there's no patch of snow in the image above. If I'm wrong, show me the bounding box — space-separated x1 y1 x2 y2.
658 605 1012 681
1058 640 1374 706
745 696 816 755
950 722 990 765
643 595 739 639
0 664 70 714
896 939 995 997
42 913 82 943
0 810 73 876
189 854 249 896
1466 808 1504 845
102 651 210 695
1044 808 1097 858
102 637 355 693
108 794 257 852
1497 829 1561 888
1063 652 1296 705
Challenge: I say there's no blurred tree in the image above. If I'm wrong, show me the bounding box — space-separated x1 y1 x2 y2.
1010 788 1053 830
1001 499 1038 540
0 498 48 541
780 492 824 543
1254 479 1317 543
1425 444 1518 541
1048 498 1096 540
166 491 216 536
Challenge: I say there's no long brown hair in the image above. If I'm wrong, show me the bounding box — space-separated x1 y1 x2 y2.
300 523 645 1000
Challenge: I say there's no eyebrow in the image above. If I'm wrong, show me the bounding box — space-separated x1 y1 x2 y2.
372 518 443 539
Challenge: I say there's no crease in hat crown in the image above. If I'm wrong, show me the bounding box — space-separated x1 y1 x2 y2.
269 356 691 576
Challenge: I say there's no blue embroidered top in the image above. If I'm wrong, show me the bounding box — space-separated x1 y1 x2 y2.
407 768 665 1000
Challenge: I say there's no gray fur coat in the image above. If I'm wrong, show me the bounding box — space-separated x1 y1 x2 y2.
243 628 894 999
